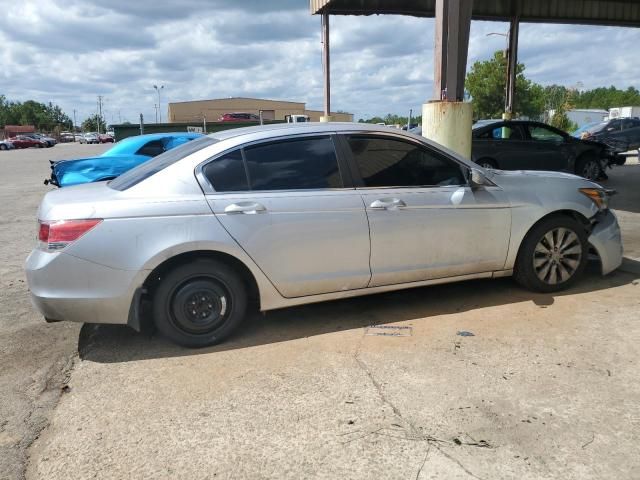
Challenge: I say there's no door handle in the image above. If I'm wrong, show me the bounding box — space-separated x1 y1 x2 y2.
369 198 407 210
224 202 267 214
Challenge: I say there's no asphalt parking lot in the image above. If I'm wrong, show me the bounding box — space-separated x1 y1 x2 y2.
1 143 639 480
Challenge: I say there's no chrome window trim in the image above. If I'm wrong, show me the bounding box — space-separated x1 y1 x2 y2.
195 132 350 195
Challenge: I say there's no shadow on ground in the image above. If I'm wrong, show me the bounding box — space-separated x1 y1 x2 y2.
78 260 639 364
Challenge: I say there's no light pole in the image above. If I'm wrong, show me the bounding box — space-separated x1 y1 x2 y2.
486 31 512 134
153 85 164 123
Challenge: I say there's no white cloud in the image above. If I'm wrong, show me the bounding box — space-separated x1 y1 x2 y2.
2 1 640 123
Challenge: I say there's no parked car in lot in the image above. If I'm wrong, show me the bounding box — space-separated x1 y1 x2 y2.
26 123 622 348
98 133 114 143
47 132 203 187
218 112 260 122
9 135 48 148
575 118 640 162
25 133 56 147
411 120 609 181
79 133 99 144
0 139 15 150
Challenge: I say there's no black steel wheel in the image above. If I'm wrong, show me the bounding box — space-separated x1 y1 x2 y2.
153 259 247 348
514 215 588 293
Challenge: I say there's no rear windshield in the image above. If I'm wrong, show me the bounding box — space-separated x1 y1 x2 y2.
109 136 218 190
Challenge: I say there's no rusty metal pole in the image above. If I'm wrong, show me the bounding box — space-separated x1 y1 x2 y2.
321 12 333 122
424 0 473 158
505 17 520 116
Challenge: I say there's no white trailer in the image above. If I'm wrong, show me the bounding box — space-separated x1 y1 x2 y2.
284 114 311 123
608 106 640 119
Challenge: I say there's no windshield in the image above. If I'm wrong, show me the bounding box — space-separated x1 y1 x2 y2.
109 136 218 190
102 136 147 156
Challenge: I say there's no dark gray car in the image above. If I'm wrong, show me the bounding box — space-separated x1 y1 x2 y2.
579 117 640 152
472 121 608 181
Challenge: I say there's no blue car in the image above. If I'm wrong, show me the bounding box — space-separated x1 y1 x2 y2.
47 132 204 187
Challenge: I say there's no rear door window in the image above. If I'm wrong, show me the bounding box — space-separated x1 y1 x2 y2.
244 136 342 190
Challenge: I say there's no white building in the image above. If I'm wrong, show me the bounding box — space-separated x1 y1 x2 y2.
548 108 608 127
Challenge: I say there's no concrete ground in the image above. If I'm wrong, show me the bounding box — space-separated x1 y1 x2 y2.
0 143 110 480
1 145 639 479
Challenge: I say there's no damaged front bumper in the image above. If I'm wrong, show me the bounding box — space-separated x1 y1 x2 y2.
588 209 623 275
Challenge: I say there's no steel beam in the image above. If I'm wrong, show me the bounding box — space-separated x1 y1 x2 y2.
322 12 331 119
505 17 520 114
432 0 473 101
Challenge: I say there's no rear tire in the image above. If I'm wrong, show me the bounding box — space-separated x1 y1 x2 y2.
152 259 248 348
513 215 588 293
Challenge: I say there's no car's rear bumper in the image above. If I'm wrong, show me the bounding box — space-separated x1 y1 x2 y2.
588 210 623 275
25 249 139 325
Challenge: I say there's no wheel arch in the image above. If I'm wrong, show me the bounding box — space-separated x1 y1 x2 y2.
574 149 602 176
143 250 259 303
514 209 591 263
130 249 262 332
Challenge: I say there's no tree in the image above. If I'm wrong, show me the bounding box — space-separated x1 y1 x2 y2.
359 114 422 127
549 88 578 132
466 51 545 119
0 96 72 130
82 114 106 133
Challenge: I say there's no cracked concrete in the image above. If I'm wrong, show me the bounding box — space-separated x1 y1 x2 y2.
0 144 109 479
2 147 640 479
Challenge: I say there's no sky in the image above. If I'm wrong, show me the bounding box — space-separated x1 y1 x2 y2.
2 0 640 124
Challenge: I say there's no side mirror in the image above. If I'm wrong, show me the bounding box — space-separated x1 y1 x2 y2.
467 168 496 189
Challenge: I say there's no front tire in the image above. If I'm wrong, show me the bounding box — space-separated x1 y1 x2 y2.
575 154 601 181
514 216 588 293
0 144 7 151
476 158 498 169
152 259 248 348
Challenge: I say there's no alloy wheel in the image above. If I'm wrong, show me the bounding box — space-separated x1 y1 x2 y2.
581 160 600 181
533 227 582 285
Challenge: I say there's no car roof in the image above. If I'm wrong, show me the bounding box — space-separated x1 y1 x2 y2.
209 122 397 141
206 122 477 170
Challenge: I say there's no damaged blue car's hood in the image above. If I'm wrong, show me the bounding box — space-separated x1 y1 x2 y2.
47 132 204 187
52 154 152 187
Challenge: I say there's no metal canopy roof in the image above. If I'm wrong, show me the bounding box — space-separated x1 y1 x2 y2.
310 0 640 27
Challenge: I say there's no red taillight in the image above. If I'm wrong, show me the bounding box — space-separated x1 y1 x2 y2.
38 219 102 250
38 222 50 243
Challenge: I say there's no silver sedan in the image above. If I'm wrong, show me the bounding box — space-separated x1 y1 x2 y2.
26 123 623 347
